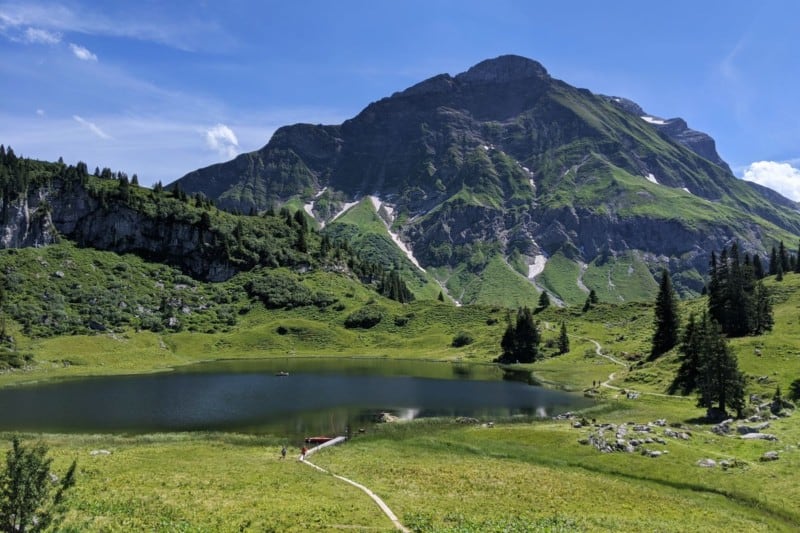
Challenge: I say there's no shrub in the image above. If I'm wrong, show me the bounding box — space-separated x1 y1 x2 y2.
0 436 77 532
344 305 384 329
451 331 474 348
245 272 336 309
789 378 800 401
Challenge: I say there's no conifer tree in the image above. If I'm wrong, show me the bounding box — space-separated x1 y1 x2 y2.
670 312 701 394
779 240 790 273
696 318 746 418
707 246 771 337
536 291 550 313
752 280 774 334
558 321 570 354
0 436 77 532
769 246 778 276
651 268 680 359
497 307 541 363
753 254 765 279
671 312 746 417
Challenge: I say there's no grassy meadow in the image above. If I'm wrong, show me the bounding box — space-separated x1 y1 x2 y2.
2 273 800 531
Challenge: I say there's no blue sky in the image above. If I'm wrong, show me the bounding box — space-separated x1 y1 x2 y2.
1 1 799 198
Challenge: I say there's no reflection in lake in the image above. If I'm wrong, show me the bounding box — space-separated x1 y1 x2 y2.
0 358 589 439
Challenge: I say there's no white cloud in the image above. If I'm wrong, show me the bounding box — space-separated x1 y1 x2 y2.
23 26 60 44
69 43 97 61
0 2 234 52
73 115 111 139
204 124 239 159
742 161 800 201
35 108 45 116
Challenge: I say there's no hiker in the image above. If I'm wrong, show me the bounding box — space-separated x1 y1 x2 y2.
300 445 308 461
280 445 287 459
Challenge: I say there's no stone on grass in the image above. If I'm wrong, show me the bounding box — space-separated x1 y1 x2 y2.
740 433 778 441
696 458 717 468
760 451 779 462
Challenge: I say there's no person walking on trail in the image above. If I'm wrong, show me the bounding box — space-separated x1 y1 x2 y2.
300 445 308 461
280 445 287 460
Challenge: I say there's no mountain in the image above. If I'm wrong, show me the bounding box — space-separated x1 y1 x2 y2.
173 55 800 305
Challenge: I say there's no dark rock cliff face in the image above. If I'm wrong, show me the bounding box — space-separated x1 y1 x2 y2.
0 180 236 281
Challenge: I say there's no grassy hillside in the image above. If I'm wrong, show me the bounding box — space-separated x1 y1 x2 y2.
2 270 800 531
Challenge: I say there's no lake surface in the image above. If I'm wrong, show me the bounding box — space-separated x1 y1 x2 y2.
0 358 589 439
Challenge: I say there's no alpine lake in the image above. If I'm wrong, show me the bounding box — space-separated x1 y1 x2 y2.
0 358 589 439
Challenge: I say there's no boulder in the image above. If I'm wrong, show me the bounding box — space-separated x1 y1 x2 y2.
760 451 779 462
696 458 717 468
740 433 777 441
90 449 111 456
711 419 734 435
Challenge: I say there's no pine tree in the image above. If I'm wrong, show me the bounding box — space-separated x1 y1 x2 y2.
696 317 746 418
671 312 746 417
0 436 77 532
558 321 570 354
497 307 541 363
513 307 540 363
536 291 550 313
651 268 680 359
753 254 765 279
769 246 778 276
752 280 774 334
582 289 597 312
670 312 701 395
779 240 790 274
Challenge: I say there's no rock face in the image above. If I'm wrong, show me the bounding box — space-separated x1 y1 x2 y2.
170 55 800 300
0 179 236 281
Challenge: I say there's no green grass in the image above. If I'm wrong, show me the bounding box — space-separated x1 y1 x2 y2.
583 250 658 303
538 252 587 306
3 262 800 531
23 433 391 532
449 254 540 307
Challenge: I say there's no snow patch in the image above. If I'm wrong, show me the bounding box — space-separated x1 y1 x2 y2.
529 178 535 190
682 187 691 194
368 195 426 273
303 187 328 227
482 145 490 151
330 201 359 223
645 173 659 184
641 115 669 125
527 254 547 279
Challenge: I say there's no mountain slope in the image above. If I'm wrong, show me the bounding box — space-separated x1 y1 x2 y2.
171 55 800 305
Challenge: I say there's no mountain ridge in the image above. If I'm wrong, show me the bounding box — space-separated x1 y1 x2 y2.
166 55 800 303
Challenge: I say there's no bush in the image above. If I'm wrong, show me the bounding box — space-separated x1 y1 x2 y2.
789 378 800 401
344 305 384 329
394 315 410 327
245 272 336 309
451 331 474 348
0 436 77 532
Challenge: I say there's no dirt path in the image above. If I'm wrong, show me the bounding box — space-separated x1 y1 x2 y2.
585 338 690 400
301 438 410 532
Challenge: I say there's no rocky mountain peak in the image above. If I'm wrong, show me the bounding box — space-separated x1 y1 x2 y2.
454 54 549 84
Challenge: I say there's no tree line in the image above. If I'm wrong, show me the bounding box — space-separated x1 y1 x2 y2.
651 242 779 418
